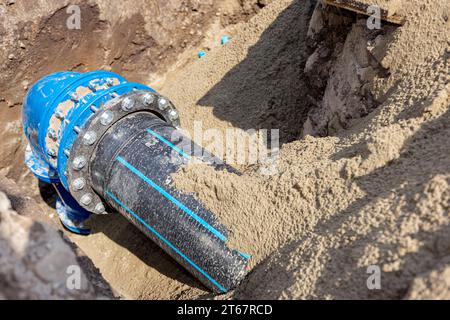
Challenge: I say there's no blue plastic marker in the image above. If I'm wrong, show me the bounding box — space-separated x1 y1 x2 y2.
221 36 230 45
198 51 206 58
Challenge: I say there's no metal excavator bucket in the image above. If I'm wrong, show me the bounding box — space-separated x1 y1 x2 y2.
22 71 250 293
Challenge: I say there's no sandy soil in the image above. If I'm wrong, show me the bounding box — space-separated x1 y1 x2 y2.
170 0 450 299
0 0 448 300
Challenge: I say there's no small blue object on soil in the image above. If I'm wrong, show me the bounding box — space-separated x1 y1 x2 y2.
198 51 206 58
221 35 231 45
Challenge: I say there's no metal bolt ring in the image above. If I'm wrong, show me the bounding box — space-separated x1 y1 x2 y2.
67 90 180 214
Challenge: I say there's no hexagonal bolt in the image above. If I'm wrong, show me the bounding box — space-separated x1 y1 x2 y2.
47 148 57 157
106 78 114 87
143 93 155 106
72 178 86 191
80 193 93 206
168 109 179 121
158 97 169 110
83 131 97 146
100 110 114 126
72 156 87 171
88 81 97 91
70 92 79 102
95 203 106 214
47 129 58 140
55 109 65 120
121 97 135 111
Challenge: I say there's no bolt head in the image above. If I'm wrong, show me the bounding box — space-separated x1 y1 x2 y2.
100 110 114 126
55 110 65 120
47 129 57 140
72 156 87 170
121 97 135 111
168 109 179 121
95 203 106 214
106 78 114 87
158 97 169 110
83 131 97 146
80 193 93 206
88 81 97 91
70 92 79 102
48 149 56 157
143 93 155 106
72 178 86 191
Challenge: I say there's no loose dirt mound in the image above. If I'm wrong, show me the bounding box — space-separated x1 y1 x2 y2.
170 0 450 299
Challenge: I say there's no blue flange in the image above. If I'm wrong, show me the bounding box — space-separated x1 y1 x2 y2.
23 70 154 234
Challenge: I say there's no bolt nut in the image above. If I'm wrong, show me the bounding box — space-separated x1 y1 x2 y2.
47 129 58 140
168 109 179 121
158 97 169 110
72 178 86 191
80 193 93 206
106 78 114 87
121 97 135 111
143 93 155 106
83 131 97 146
70 92 79 102
95 203 106 214
48 149 56 157
88 81 97 91
72 156 87 170
55 109 65 120
100 110 114 126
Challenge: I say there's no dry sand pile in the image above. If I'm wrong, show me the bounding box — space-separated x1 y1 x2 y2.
166 0 450 299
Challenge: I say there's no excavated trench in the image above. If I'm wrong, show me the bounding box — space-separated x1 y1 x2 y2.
1 0 449 300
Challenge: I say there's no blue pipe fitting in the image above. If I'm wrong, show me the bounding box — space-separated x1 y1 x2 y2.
22 71 155 233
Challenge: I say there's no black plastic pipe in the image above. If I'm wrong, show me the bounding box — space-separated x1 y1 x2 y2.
89 111 248 292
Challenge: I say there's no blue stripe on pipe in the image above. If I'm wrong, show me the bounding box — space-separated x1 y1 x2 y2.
237 251 252 260
105 190 227 293
146 128 190 159
116 156 227 242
